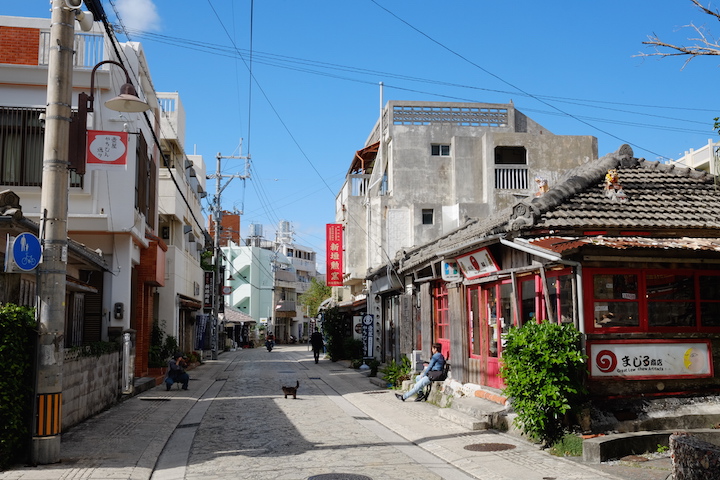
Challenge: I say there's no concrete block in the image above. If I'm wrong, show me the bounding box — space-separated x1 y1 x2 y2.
583 429 720 463
439 407 489 430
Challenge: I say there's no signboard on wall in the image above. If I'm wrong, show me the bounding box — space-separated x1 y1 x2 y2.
326 224 343 287
361 314 374 359
456 247 499 280
86 130 128 166
441 260 461 282
203 271 214 312
588 340 713 379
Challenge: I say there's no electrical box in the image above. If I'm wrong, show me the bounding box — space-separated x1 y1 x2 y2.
411 350 424 373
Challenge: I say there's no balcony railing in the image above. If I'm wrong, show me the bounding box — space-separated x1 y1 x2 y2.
40 31 104 68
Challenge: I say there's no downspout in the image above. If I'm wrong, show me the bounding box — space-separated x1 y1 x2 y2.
499 238 585 334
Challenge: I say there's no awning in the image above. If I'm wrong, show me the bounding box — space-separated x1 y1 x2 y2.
66 275 98 294
347 141 379 175
178 294 202 310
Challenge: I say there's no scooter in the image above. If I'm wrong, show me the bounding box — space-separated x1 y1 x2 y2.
265 339 273 352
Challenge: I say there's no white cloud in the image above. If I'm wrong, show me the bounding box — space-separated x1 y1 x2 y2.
115 0 161 32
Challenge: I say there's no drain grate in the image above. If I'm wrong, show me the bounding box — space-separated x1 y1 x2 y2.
307 475 373 480
363 391 387 395
464 443 517 452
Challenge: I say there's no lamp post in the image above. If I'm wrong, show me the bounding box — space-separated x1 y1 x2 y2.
33 0 149 464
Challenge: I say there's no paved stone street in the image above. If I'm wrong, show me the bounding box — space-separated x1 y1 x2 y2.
0 345 665 480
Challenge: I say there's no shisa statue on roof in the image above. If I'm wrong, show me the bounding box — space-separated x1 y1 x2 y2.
604 168 627 203
534 176 549 197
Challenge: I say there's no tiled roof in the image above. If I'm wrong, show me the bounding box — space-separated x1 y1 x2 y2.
528 236 720 254
395 145 720 275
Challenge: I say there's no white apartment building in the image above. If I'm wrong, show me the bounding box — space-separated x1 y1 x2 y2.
222 221 319 343
0 13 203 379
670 138 719 175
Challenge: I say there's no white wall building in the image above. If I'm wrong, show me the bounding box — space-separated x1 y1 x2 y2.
156 91 207 355
670 138 719 175
0 13 203 377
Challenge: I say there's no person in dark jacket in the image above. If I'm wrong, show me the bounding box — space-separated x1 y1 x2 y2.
310 328 324 364
166 353 189 391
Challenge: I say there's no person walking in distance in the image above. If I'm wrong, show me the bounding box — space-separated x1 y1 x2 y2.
310 328 324 364
396 343 445 402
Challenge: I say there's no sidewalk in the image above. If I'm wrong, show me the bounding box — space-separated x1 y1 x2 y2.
0 354 232 480
0 346 669 480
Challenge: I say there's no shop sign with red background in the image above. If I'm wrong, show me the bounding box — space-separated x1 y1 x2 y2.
326 224 343 287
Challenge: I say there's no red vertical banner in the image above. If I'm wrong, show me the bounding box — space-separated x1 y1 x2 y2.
326 224 343 287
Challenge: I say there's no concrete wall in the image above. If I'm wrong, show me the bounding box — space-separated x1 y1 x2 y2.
62 350 120 430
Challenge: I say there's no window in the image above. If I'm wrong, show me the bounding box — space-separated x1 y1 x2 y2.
494 146 528 190
495 146 527 164
0 107 45 186
585 268 720 332
135 133 156 227
0 107 83 187
518 270 574 326
422 209 433 225
431 144 450 156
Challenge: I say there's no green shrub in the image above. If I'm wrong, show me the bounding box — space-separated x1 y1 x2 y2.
350 358 364 369
549 433 583 457
0 304 36 470
367 359 380 377
343 338 363 360
148 320 178 368
322 307 351 361
500 320 587 447
381 356 412 388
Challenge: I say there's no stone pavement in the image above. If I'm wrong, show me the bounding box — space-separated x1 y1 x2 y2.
0 345 666 480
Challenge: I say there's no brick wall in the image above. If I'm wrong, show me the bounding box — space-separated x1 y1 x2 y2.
0 27 40 65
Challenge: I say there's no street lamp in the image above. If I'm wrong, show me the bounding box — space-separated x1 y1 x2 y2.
33 0 150 465
86 60 150 113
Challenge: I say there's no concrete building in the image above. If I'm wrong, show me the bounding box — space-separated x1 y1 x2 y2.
156 91 207 356
335 100 597 361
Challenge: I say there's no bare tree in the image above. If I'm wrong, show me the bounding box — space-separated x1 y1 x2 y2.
640 0 720 67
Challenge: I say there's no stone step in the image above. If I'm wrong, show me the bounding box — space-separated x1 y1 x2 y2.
439 407 491 430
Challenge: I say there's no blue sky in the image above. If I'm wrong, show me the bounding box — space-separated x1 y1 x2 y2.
7 1 720 270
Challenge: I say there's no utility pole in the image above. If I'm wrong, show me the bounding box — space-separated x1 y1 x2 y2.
208 151 249 359
33 0 75 463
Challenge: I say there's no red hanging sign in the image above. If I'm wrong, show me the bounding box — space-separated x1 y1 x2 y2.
86 130 128 166
326 224 343 287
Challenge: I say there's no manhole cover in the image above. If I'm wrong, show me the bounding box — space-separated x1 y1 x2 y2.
464 443 517 452
307 475 373 480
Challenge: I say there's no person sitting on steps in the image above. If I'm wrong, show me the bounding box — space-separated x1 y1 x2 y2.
166 352 189 391
396 343 445 402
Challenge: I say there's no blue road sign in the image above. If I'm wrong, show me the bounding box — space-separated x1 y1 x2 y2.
12 232 41 271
